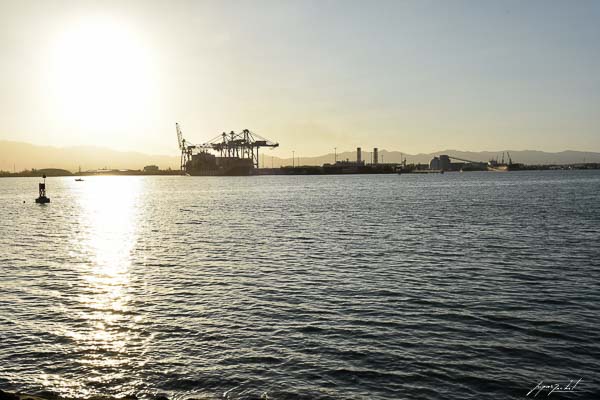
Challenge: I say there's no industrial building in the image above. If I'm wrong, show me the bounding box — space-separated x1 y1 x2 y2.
430 155 451 171
430 154 487 171
143 165 159 172
320 147 394 174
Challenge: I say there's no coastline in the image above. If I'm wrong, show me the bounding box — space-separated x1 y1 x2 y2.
2 163 599 178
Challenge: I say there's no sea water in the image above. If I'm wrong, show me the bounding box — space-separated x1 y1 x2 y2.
1 171 599 399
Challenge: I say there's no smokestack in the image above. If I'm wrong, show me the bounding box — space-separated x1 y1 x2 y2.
357 147 362 164
373 148 378 165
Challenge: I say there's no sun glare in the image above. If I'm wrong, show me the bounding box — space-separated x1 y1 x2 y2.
49 18 156 139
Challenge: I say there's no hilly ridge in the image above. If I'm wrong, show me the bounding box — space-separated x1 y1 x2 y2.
1 140 599 172
0 141 181 172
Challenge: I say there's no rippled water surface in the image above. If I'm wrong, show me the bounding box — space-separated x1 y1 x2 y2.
1 171 599 399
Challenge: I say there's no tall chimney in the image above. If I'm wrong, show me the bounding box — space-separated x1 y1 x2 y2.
357 147 362 164
373 148 379 165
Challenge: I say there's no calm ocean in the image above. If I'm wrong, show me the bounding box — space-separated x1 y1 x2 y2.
1 171 599 399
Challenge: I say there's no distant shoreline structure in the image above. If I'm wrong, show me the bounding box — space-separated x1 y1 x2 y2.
0 167 181 178
2 140 600 173
1 163 599 178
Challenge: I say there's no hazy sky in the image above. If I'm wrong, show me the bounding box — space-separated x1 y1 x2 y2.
1 0 599 157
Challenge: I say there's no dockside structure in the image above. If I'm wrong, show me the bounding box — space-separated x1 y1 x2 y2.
176 123 279 176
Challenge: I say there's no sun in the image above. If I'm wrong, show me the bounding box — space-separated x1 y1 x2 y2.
49 17 156 140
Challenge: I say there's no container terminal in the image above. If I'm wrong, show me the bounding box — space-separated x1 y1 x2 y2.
174 123 535 176
176 124 398 176
176 123 279 176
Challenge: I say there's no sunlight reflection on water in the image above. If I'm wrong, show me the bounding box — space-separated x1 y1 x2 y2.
63 177 143 393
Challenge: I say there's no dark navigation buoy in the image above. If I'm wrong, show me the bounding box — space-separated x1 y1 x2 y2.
35 174 50 204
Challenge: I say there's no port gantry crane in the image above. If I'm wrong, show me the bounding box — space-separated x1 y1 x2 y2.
202 129 279 168
176 123 197 172
175 123 279 171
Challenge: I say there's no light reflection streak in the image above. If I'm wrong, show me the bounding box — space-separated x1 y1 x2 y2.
60 177 143 395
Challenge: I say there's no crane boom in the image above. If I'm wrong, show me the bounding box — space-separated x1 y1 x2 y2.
176 123 183 150
175 123 197 173
447 155 485 164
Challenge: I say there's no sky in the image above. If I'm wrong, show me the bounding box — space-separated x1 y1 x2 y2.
0 0 599 157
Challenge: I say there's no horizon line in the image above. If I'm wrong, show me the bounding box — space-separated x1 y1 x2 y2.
2 139 600 159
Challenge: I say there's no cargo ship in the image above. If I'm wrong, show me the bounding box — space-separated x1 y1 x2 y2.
487 152 523 171
176 123 279 176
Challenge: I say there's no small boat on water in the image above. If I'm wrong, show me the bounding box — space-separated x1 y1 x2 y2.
75 178 84 181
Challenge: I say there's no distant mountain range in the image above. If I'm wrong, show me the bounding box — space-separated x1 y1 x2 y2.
0 141 181 172
1 140 599 172
289 149 600 167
